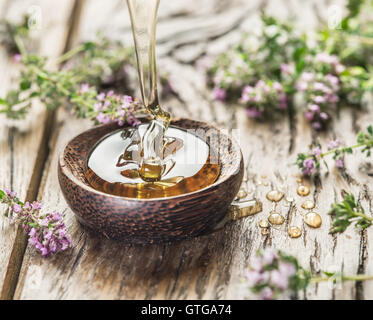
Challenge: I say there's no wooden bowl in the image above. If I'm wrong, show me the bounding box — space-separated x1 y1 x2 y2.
58 118 244 244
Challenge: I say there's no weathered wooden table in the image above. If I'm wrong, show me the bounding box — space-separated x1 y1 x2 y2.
1 0 372 300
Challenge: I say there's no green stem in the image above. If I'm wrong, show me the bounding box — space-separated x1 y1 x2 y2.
14 34 27 56
311 274 373 283
319 143 366 158
354 211 373 222
55 44 86 65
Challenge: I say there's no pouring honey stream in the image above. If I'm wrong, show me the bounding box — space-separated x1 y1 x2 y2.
85 0 221 198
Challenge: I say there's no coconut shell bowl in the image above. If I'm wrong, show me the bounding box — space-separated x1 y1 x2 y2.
58 118 244 244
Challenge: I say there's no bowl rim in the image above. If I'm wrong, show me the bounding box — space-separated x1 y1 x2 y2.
59 118 243 202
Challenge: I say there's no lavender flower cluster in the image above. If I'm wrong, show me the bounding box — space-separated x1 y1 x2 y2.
72 83 143 127
0 189 72 256
296 139 344 175
244 249 308 300
240 80 287 118
297 53 344 130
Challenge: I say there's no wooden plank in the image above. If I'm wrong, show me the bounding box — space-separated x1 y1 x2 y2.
0 0 76 299
14 0 372 300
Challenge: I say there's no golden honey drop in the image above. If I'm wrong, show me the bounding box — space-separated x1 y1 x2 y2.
259 219 269 228
266 190 284 202
261 228 270 236
268 212 285 225
304 212 322 228
288 226 302 238
301 200 315 210
297 185 310 197
236 189 248 199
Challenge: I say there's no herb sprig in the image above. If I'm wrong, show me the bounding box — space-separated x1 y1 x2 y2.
204 0 373 130
245 248 373 299
295 125 373 175
329 193 372 234
0 189 72 256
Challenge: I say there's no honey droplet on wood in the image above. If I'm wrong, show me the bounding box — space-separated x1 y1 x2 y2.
301 200 315 210
266 190 284 202
261 228 270 236
259 219 269 228
288 226 302 238
229 199 263 220
268 212 285 225
297 185 310 196
304 212 322 228
236 189 248 199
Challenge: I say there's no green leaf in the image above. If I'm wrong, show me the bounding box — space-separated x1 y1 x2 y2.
367 125 373 136
20 80 31 91
0 189 5 200
0 97 7 105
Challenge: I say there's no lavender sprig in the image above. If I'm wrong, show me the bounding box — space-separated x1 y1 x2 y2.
245 249 373 300
244 249 310 300
296 125 373 175
329 193 372 234
0 189 72 256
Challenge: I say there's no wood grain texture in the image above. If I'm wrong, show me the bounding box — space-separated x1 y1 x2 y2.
0 0 76 298
2 0 371 300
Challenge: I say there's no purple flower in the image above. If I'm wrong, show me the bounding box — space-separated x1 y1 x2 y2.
335 158 344 168
80 83 90 93
308 104 320 113
13 54 22 63
302 158 315 175
246 107 263 119
245 270 265 286
311 147 321 156
28 228 37 237
94 103 102 112
297 81 308 91
328 139 340 150
304 111 314 121
31 201 42 210
314 96 325 104
335 63 345 74
325 93 339 103
12 204 22 213
270 270 288 290
212 87 227 101
52 212 62 221
5 190 17 198
97 93 106 101
278 262 296 277
261 287 274 300
320 112 329 120
96 113 111 124
312 122 322 130
250 256 263 272
301 72 314 82
23 202 32 210
262 248 278 265
281 63 292 75
314 82 327 92
315 52 338 65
